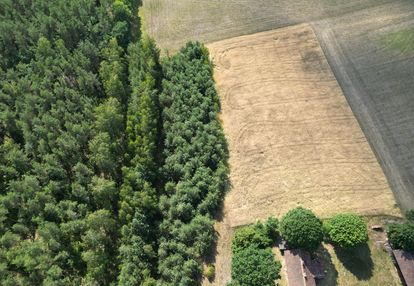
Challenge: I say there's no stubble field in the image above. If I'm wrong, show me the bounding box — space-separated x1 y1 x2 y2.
208 24 398 226
205 24 399 285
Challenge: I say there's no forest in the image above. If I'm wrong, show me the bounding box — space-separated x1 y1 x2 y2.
0 0 228 285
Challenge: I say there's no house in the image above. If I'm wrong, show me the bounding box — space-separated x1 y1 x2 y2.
284 249 325 286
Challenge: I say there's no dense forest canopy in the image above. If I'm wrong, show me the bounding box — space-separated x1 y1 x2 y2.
0 0 228 285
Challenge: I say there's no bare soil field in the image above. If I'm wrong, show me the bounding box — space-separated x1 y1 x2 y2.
204 24 400 285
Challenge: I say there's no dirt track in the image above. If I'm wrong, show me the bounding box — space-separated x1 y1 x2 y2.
205 24 399 285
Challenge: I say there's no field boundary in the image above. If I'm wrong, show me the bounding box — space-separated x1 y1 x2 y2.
312 20 414 210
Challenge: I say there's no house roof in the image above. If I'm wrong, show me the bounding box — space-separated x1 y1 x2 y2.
285 249 323 286
393 249 414 286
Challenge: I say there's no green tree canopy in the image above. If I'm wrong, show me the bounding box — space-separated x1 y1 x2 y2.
324 213 368 248
232 222 272 254
388 223 414 251
230 246 281 286
280 207 323 251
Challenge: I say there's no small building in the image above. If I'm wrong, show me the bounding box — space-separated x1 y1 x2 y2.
392 249 414 286
284 249 324 286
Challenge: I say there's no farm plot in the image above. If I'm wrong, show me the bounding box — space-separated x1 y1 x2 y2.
142 0 396 52
208 23 399 226
311 0 414 210
205 24 399 285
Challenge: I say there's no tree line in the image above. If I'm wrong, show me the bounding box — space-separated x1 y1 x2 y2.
0 1 228 285
157 42 228 285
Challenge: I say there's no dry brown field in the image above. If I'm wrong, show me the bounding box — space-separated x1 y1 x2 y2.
204 24 400 285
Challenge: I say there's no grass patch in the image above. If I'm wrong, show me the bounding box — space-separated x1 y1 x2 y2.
317 217 401 286
318 241 400 285
274 216 402 285
380 30 414 53
275 239 399 286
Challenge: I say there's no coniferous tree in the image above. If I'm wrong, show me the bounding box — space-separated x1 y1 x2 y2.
118 36 162 286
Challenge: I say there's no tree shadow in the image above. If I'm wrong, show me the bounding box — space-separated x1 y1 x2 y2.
200 164 232 283
334 244 374 280
200 195 228 283
316 245 339 286
199 228 219 284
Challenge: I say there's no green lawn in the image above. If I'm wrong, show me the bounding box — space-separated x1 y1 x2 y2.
318 241 400 286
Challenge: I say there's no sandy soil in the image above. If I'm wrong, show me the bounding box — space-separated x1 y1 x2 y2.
204 24 400 285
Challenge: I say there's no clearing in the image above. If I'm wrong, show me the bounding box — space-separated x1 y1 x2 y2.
204 23 400 285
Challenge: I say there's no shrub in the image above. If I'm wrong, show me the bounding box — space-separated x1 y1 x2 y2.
232 223 272 253
406 210 414 222
231 246 281 286
280 207 323 251
388 223 414 250
264 216 279 240
204 264 215 281
324 213 368 248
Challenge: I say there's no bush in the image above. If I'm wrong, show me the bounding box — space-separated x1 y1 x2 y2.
264 216 279 240
230 246 281 286
324 213 368 248
280 207 323 251
388 223 414 250
406 210 414 222
232 222 272 253
204 264 215 281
